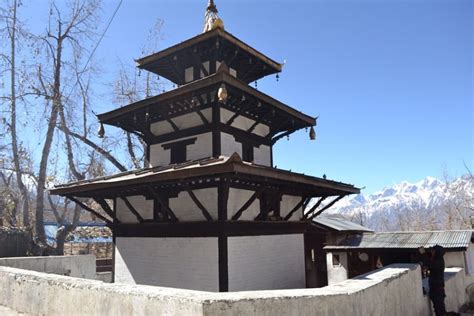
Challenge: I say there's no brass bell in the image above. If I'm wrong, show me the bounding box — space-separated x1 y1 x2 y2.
98 123 105 138
217 83 228 103
309 126 316 140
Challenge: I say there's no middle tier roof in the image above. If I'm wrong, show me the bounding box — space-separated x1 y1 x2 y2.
98 71 316 140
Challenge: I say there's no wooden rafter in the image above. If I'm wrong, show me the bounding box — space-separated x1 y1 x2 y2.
119 195 144 223
283 196 307 221
308 195 346 220
231 186 266 220
66 196 112 225
149 186 178 222
94 198 120 224
303 196 328 220
186 189 213 221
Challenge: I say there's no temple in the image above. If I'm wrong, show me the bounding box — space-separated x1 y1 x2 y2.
50 1 360 292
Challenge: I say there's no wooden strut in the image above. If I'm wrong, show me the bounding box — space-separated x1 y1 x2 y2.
167 118 180 132
283 196 307 221
119 195 144 223
195 109 209 125
255 191 282 221
186 189 213 221
66 196 112 225
231 186 266 220
226 99 254 126
148 186 179 222
303 196 328 220
94 198 120 224
247 110 270 133
308 195 346 221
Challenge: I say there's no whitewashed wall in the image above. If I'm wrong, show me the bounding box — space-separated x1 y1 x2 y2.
326 252 349 285
280 195 303 221
220 108 269 137
253 144 271 166
149 132 213 167
169 188 218 221
115 237 219 291
227 188 260 220
227 234 305 291
150 109 212 136
116 196 153 223
220 133 242 158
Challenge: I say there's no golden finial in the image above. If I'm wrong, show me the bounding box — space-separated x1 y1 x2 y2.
203 0 224 33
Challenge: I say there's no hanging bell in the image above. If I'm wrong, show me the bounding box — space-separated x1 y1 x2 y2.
145 110 150 122
217 83 228 103
98 123 105 138
309 126 316 140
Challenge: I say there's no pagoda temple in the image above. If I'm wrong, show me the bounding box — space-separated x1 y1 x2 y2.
50 1 360 292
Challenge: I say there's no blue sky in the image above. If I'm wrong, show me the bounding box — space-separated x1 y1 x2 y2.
19 0 474 194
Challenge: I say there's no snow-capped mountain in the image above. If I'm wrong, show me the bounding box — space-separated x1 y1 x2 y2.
311 175 474 232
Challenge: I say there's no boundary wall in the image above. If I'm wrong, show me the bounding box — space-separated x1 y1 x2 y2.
0 263 438 316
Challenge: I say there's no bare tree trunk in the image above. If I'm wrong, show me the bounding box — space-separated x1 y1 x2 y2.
35 27 64 245
7 0 30 227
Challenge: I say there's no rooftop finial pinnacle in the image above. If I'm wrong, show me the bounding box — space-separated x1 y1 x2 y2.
203 0 224 33
207 0 218 13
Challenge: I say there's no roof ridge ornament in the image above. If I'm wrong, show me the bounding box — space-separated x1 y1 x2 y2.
203 0 224 33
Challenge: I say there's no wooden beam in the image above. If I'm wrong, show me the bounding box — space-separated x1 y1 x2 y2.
94 198 120 224
66 196 112 225
272 128 298 144
119 195 144 223
283 196 306 221
187 189 213 221
309 195 346 220
149 186 178 222
303 196 327 220
231 186 266 220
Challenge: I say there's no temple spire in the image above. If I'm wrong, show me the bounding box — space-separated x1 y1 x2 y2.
203 0 224 33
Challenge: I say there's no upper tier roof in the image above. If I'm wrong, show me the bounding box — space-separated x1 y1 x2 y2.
136 28 282 85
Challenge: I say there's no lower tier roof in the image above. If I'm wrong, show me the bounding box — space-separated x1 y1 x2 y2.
50 153 359 199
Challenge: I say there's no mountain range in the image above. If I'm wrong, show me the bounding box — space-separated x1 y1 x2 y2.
312 175 474 232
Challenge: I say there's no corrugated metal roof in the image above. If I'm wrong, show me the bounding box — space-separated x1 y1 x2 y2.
324 230 473 250
313 215 374 233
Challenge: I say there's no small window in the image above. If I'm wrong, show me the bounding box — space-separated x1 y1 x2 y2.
242 142 254 162
333 254 341 266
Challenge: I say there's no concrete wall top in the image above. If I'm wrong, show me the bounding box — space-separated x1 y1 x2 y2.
0 255 96 279
0 263 438 316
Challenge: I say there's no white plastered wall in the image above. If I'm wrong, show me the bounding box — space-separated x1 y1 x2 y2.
169 188 218 221
220 108 269 137
227 188 260 220
150 108 212 136
227 234 305 291
326 251 349 285
280 195 303 221
253 144 271 166
220 133 242 157
116 196 153 223
115 237 219 291
149 132 213 167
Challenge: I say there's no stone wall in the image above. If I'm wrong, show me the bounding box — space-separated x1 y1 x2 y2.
0 255 96 279
0 264 451 316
